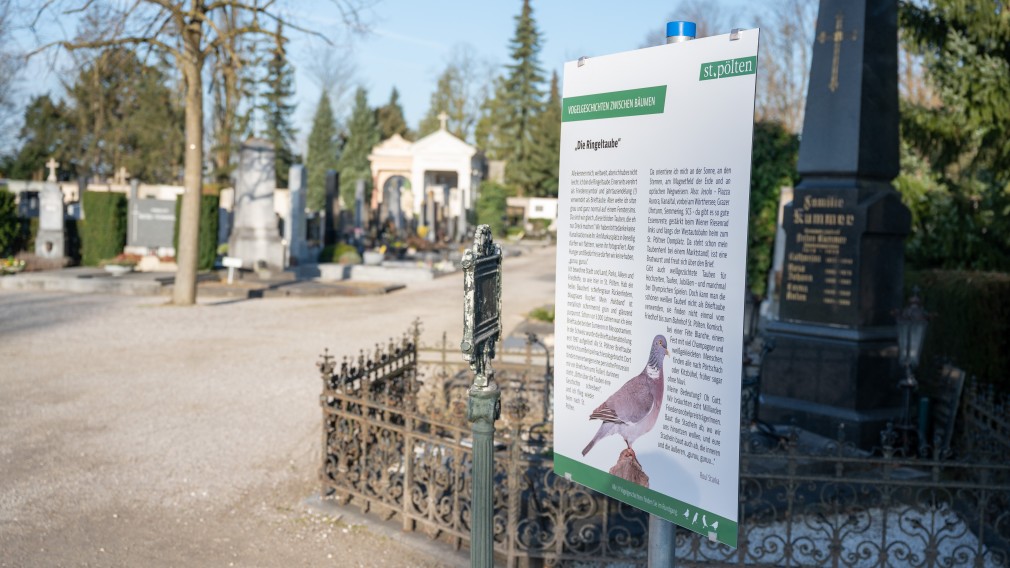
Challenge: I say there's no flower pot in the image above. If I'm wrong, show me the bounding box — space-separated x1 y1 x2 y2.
363 251 384 266
104 265 134 277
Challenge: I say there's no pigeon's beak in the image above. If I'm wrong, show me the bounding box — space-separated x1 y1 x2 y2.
665 348 670 358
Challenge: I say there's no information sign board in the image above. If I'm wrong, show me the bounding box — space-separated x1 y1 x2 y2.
553 29 760 547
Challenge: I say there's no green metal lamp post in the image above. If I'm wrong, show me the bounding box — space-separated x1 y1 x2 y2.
461 225 503 568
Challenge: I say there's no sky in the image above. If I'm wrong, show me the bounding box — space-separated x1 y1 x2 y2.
286 0 760 147
7 0 764 156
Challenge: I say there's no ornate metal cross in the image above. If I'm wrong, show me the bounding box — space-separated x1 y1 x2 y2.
460 224 502 568
818 12 858 92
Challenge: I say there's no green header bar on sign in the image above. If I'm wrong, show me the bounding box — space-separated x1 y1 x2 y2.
562 86 667 122
699 56 757 81
554 452 737 547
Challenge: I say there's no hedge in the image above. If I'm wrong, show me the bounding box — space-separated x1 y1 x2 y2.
173 195 220 270
907 270 1010 393
80 191 127 266
0 191 18 256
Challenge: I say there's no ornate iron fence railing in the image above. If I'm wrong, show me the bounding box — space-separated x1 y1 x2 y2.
318 324 1010 567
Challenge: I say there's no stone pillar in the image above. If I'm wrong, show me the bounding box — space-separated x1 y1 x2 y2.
760 0 911 448
35 181 65 259
227 139 285 273
126 179 140 251
286 165 308 266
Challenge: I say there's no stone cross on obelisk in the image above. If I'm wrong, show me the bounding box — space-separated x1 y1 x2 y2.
761 0 911 448
46 157 59 182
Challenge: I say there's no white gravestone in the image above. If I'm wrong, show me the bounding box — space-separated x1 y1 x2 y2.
227 139 285 272
286 164 308 266
35 158 65 259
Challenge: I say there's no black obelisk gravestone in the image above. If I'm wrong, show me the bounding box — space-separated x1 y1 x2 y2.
760 0 911 447
324 170 339 246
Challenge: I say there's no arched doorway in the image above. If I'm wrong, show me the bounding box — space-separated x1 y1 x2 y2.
381 175 409 232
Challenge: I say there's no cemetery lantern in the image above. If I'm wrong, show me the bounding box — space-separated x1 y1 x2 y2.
895 289 929 431
895 290 929 388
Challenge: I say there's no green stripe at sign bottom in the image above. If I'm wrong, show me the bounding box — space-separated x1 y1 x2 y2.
562 86 667 122
553 452 737 547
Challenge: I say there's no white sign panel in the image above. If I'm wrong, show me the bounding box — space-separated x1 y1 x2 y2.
553 30 760 547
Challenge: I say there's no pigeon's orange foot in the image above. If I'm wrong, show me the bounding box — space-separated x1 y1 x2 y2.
620 446 637 460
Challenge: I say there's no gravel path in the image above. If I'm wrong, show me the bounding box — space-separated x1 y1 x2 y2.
0 245 557 567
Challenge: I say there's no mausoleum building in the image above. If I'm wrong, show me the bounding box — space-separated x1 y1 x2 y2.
368 116 486 241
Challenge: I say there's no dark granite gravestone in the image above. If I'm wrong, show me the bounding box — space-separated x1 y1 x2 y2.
129 200 176 250
760 0 911 448
323 170 339 246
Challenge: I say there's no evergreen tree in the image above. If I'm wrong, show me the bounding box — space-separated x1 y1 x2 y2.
417 67 461 139
259 22 298 188
525 71 561 197
419 46 493 143
481 0 546 195
306 90 341 212
64 47 184 183
336 87 379 210
5 94 71 180
899 1 1010 271
375 87 410 140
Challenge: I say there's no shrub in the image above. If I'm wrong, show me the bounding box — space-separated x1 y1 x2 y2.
0 191 18 256
529 306 555 323
173 195 220 270
747 121 800 297
476 180 508 237
80 191 127 266
907 270 1010 393
319 243 361 264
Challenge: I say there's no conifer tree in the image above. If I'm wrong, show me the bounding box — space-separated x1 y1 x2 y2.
375 87 410 141
260 22 298 188
525 71 561 197
420 46 492 143
336 87 379 210
479 0 546 196
306 91 341 212
417 67 461 139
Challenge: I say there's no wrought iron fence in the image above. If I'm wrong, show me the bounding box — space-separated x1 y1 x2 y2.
318 323 1010 567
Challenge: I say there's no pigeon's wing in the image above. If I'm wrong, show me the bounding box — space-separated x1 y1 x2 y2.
590 372 655 424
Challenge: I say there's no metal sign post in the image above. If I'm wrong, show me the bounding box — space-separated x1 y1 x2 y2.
461 224 503 568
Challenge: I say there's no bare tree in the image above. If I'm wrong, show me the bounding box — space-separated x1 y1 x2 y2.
33 1 371 305
305 44 358 119
754 0 816 133
0 0 22 147
898 35 939 109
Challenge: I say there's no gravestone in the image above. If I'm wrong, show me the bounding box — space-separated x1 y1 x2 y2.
323 170 339 245
16 190 39 218
35 158 65 259
127 179 177 253
286 164 308 265
760 0 911 447
227 139 285 272
129 200 176 251
354 179 365 229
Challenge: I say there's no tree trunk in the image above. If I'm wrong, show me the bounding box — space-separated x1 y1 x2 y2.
173 49 204 306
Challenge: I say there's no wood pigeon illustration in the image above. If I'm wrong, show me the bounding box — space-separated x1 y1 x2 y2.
582 334 669 457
